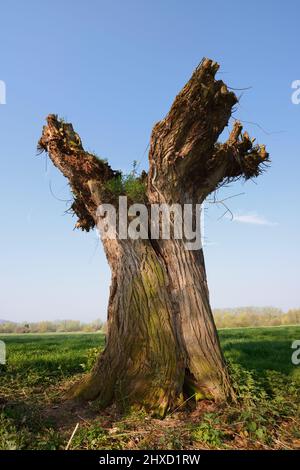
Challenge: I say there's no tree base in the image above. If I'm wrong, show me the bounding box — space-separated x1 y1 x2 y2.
65 360 233 418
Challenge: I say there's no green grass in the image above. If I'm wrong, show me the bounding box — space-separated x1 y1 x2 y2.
219 325 300 381
0 326 299 450
1 332 104 378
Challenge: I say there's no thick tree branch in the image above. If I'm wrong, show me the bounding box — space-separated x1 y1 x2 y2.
148 58 237 196
38 114 116 230
147 58 268 201
204 121 269 195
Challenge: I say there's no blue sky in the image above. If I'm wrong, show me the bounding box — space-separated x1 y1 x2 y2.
0 0 299 322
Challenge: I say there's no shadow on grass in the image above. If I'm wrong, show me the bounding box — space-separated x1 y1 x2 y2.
222 338 299 377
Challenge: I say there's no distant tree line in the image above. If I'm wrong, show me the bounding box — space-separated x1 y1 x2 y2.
1 308 300 333
0 319 103 334
213 307 300 328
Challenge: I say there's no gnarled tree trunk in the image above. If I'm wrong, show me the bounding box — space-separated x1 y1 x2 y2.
38 59 268 416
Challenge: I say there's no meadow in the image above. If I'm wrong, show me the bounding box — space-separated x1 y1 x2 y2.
0 326 299 450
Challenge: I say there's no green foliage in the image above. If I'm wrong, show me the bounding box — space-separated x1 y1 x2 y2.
105 174 124 197
123 174 146 202
0 414 27 450
0 408 62 450
228 361 267 404
80 347 102 371
225 358 300 446
156 429 183 450
191 413 224 448
71 424 109 450
104 162 146 202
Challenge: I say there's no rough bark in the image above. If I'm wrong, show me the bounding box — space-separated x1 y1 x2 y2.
38 58 269 416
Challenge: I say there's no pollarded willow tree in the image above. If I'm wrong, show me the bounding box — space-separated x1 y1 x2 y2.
38 59 269 416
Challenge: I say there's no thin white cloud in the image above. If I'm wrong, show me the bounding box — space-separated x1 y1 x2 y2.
231 212 278 227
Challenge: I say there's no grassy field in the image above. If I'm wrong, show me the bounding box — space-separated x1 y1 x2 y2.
0 326 300 450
